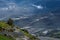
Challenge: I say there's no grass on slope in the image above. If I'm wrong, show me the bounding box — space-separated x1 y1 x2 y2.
0 34 14 40
0 21 11 29
20 29 39 40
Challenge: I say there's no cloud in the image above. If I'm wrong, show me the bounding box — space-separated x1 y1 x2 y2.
0 2 17 11
0 0 45 19
0 0 36 19
40 16 48 19
42 30 48 34
32 4 43 9
1 7 8 10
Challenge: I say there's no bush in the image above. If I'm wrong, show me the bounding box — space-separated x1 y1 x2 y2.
7 18 13 26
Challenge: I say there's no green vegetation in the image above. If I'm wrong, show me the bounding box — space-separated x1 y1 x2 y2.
0 21 11 29
0 34 14 40
7 18 14 26
0 21 14 40
0 19 40 40
20 29 39 40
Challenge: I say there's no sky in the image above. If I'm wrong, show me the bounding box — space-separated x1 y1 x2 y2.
0 0 45 18
0 0 60 19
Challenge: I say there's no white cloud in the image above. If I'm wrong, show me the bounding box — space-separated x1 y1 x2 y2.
35 19 40 21
0 0 36 20
43 30 48 34
40 16 48 19
32 4 43 9
0 2 17 11
1 7 8 10
0 1 36 18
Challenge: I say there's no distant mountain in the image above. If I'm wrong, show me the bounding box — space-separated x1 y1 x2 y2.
14 12 59 28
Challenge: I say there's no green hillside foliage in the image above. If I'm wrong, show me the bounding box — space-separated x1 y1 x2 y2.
0 21 40 40
0 21 11 29
20 29 40 40
0 34 14 40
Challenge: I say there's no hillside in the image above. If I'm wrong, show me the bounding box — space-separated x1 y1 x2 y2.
0 20 40 40
0 34 14 40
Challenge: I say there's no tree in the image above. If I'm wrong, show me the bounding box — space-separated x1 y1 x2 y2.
7 18 13 26
21 29 29 33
